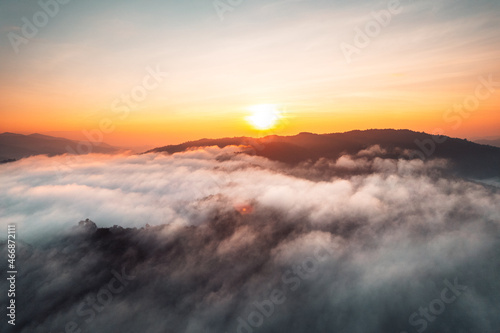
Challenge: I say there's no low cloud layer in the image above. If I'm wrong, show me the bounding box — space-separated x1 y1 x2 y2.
1 146 499 333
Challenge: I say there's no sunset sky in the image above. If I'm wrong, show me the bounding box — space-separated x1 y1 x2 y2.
1 0 499 147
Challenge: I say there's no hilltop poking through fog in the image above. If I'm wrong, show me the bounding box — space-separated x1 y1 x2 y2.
147 129 500 179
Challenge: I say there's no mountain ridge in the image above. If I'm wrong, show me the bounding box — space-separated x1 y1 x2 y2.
474 138 500 148
146 129 500 179
0 132 121 162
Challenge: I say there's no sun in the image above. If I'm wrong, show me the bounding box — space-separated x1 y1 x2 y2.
245 104 282 130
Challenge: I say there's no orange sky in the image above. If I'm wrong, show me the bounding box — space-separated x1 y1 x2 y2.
1 0 499 147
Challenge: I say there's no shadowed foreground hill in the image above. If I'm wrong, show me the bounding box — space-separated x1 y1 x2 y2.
4 196 499 333
147 129 500 179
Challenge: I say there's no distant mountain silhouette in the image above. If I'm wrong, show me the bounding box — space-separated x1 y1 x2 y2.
475 138 500 148
147 129 500 179
0 132 120 162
